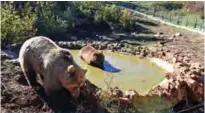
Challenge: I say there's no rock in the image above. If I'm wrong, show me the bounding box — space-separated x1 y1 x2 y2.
29 95 44 106
173 56 183 63
154 32 163 37
174 33 181 37
1 93 12 104
169 35 175 40
139 47 149 57
1 108 9 113
190 63 202 69
14 74 28 86
183 56 191 63
15 97 29 105
117 43 124 48
1 51 13 60
123 90 139 100
7 103 19 110
118 97 131 104
191 69 201 76
111 87 123 97
149 78 187 105
139 52 147 58
179 67 190 74
5 59 19 66
185 78 204 100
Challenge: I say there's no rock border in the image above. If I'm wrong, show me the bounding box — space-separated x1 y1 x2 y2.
56 40 204 106
2 40 204 112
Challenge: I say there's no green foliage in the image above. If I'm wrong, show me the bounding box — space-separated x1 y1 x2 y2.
74 2 135 31
152 1 184 10
1 2 37 44
35 2 73 37
119 9 135 30
1 1 136 44
99 4 135 31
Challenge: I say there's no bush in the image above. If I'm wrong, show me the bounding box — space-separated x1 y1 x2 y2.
119 9 135 31
74 2 135 31
35 2 73 38
1 1 136 44
1 2 37 45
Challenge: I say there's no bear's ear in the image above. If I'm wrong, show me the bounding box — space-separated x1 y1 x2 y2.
67 65 75 74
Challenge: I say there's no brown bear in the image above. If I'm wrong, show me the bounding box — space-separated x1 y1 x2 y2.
18 36 87 112
79 45 105 69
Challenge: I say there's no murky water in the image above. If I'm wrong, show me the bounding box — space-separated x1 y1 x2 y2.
71 50 166 94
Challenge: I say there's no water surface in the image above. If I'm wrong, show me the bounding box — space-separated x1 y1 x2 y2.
71 50 166 94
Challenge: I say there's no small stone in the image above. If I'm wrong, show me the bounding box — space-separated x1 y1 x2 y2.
112 87 123 97
154 34 160 37
15 97 28 105
15 74 28 86
191 63 202 69
175 33 181 37
183 56 191 62
123 90 139 100
5 59 19 66
179 67 190 74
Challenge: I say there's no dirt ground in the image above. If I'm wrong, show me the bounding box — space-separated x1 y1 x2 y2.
1 51 106 113
151 24 204 64
1 51 49 112
1 22 204 113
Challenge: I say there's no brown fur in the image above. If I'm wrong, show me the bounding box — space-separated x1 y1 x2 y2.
79 45 105 68
18 36 87 98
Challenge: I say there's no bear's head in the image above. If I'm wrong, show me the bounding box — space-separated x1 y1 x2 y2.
92 50 105 68
60 65 87 98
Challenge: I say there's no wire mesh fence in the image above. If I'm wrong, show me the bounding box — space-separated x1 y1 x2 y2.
116 1 205 32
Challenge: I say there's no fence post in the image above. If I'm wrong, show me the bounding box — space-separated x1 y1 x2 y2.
185 16 189 26
177 13 180 25
194 16 198 28
153 5 156 16
161 11 164 19
169 11 171 22
200 24 203 31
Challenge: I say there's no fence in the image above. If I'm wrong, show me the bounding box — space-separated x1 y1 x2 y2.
113 1 205 33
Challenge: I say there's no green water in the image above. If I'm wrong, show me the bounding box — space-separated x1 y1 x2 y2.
71 50 166 94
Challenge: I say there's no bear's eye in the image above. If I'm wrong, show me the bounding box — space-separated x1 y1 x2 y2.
69 70 76 77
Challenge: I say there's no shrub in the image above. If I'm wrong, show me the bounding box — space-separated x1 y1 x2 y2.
35 2 74 38
1 2 37 45
119 8 135 31
1 1 136 44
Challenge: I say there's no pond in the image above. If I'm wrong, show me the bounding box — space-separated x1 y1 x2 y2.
71 50 166 94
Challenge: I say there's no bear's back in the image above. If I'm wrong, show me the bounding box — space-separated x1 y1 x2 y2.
80 45 96 56
27 36 58 54
79 45 96 62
